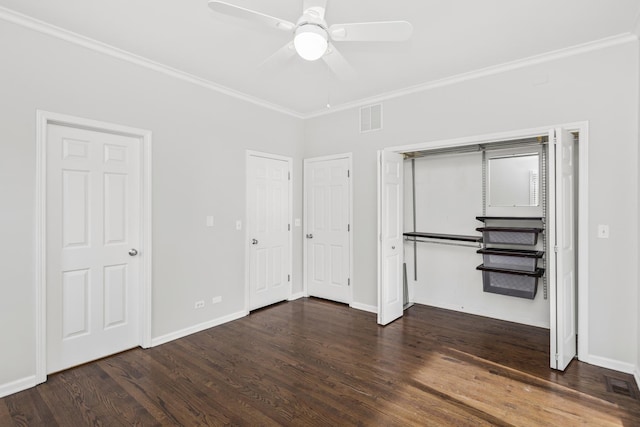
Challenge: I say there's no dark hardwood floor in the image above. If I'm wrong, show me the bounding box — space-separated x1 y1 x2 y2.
2 298 640 426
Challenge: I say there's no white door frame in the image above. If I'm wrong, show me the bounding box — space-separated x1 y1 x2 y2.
302 153 354 305
35 110 153 384
383 121 589 363
244 150 293 313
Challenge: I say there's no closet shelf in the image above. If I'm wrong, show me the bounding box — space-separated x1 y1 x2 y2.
477 248 544 258
476 265 545 278
403 231 482 243
476 216 543 222
475 226 543 233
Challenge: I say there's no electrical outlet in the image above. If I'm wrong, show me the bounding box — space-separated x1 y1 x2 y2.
194 300 205 309
212 296 222 304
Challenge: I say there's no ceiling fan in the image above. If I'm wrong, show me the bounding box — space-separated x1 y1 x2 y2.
208 0 413 77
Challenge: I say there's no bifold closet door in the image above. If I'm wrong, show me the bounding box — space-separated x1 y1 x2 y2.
377 150 404 325
548 128 577 371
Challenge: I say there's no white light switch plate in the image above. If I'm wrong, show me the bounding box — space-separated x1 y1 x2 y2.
236 220 242 230
597 224 609 238
295 218 301 227
206 216 214 227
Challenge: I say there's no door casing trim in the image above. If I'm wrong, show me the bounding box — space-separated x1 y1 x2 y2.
35 110 153 384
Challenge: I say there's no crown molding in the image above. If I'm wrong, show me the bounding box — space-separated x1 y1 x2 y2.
1 6 636 121
302 32 639 119
0 6 304 119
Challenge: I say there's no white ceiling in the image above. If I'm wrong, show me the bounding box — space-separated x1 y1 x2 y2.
1 0 640 117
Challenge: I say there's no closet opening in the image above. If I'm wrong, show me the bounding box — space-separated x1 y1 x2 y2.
377 124 587 371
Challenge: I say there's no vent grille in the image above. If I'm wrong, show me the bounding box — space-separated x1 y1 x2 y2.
360 103 382 133
604 375 638 399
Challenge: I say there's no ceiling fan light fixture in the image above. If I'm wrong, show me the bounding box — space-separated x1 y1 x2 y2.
294 24 328 61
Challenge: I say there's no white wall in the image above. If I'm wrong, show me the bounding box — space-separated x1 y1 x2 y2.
403 153 549 328
0 20 304 390
304 41 639 368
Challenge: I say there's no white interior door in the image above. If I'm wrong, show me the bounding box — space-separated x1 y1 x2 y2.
46 123 140 374
304 156 351 304
548 128 577 370
246 152 292 311
377 150 404 325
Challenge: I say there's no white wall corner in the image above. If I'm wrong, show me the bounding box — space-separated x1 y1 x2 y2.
583 354 636 375
350 302 378 314
0 375 37 399
634 368 640 390
150 310 247 347
288 292 305 301
632 9 640 39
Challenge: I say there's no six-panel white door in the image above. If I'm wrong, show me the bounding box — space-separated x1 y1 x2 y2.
46 124 140 374
377 150 404 325
304 156 351 304
247 153 291 311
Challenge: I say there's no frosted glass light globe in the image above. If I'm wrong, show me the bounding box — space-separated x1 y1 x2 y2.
294 24 328 61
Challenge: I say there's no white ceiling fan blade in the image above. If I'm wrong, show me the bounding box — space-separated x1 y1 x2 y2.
302 0 327 20
259 42 297 71
208 1 295 32
322 45 356 81
329 21 413 42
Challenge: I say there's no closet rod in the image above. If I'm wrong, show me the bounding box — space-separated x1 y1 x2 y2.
404 237 482 249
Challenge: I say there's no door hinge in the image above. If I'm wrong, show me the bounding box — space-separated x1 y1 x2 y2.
347 170 350 178
554 245 559 253
554 353 559 361
348 224 350 232
348 278 351 286
288 274 291 282
288 223 291 231
288 171 291 180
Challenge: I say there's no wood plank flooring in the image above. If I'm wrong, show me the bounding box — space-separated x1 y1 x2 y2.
2 298 640 426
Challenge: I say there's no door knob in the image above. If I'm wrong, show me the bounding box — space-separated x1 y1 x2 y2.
251 239 258 245
128 248 138 256
306 234 314 239
391 246 395 250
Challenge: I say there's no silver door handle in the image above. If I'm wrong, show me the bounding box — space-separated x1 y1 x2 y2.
129 248 138 256
251 239 258 245
306 234 313 239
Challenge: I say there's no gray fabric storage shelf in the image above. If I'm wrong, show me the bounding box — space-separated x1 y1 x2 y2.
476 265 545 299
476 226 543 246
477 248 543 272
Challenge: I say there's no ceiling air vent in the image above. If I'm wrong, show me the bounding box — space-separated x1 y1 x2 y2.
360 103 383 133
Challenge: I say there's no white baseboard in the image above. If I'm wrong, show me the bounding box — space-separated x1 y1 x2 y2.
151 310 247 347
583 354 636 374
0 375 37 398
350 302 377 314
414 300 550 329
288 292 305 301
634 369 640 389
